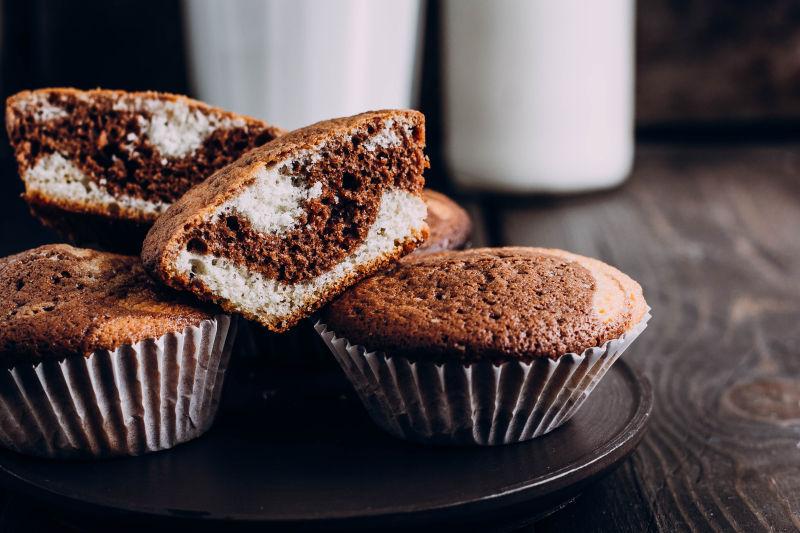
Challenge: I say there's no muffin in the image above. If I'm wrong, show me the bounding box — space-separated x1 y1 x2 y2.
142 109 429 333
316 247 650 445
5 88 283 253
0 244 236 458
411 189 472 256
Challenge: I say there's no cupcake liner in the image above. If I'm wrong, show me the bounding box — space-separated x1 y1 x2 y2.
314 313 650 445
0 315 236 458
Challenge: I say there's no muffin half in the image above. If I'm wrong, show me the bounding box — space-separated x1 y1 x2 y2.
5 88 283 252
143 109 429 333
0 244 236 458
317 247 650 445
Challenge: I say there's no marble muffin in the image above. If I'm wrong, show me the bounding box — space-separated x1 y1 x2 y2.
5 88 283 252
143 109 429 333
317 247 650 445
0 244 236 458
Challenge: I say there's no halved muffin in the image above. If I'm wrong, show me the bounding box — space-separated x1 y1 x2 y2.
143 110 429 332
5 88 283 252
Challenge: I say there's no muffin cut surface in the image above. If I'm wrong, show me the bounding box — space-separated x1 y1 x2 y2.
5 88 283 244
143 110 429 332
322 247 648 363
0 244 216 366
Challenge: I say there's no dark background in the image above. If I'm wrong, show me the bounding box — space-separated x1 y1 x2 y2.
0 0 190 254
0 5 190 523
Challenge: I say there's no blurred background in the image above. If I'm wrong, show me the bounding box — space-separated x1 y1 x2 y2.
2 0 800 254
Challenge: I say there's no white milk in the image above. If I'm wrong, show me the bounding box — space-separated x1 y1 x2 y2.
183 0 422 130
443 0 635 193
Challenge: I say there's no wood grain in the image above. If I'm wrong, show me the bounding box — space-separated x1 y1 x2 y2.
497 144 800 532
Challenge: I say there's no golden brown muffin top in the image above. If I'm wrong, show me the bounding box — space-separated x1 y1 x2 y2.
322 247 648 363
0 244 216 366
412 189 472 255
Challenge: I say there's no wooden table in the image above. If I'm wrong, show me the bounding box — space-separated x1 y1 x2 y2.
489 143 800 532
1 143 799 531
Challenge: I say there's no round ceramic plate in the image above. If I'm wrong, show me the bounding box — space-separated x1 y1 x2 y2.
0 358 652 531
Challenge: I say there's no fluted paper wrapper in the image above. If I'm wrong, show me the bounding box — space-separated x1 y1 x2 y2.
0 315 236 458
315 314 650 445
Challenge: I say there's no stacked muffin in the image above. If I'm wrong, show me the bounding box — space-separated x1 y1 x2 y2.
2 88 648 457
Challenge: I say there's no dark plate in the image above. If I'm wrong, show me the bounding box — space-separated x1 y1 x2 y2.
0 358 652 531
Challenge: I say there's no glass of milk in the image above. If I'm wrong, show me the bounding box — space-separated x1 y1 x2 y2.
183 0 423 130
443 0 635 193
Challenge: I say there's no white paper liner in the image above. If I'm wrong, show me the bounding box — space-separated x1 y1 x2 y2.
0 314 237 458
315 313 650 445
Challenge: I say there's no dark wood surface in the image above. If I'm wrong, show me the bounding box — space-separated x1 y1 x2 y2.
637 0 800 125
503 143 800 532
1 142 800 531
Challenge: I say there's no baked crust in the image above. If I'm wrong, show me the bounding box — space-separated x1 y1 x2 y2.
322 247 648 363
0 244 218 367
5 87 270 132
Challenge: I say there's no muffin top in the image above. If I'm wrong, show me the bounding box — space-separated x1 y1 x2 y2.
412 189 472 255
322 247 648 363
0 244 216 366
